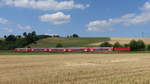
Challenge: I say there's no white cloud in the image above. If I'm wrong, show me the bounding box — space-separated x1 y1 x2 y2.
87 1 150 32
40 12 71 24
17 24 32 30
44 33 51 35
87 20 113 32
44 33 58 36
0 18 9 24
1 0 89 10
141 2 150 11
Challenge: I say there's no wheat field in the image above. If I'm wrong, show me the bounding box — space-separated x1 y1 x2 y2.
110 38 150 44
89 38 150 46
0 54 150 84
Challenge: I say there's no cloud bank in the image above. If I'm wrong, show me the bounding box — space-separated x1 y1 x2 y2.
87 2 150 32
1 0 89 10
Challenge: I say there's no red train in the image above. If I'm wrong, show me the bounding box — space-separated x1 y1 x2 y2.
14 47 130 52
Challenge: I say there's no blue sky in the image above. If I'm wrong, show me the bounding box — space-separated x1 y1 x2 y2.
0 0 150 37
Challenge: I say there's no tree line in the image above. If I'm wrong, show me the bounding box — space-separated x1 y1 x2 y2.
0 32 80 50
100 40 150 51
0 31 50 50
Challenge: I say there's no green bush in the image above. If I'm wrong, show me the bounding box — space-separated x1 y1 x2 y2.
129 40 146 51
124 44 129 48
100 42 112 47
137 40 146 51
147 44 150 51
67 34 79 38
113 42 123 48
72 34 79 38
56 43 63 48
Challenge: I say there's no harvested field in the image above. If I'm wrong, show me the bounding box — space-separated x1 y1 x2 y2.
0 54 150 84
110 38 150 44
89 37 150 46
0 38 4 40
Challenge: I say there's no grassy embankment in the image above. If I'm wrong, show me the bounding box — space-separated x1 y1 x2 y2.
1 51 150 55
29 37 110 48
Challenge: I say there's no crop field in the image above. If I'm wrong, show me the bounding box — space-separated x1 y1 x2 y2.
0 38 4 40
110 38 150 44
89 38 150 46
0 54 150 84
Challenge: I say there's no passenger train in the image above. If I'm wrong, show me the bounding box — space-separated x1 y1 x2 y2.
14 47 130 52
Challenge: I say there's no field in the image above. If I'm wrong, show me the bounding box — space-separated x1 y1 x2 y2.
1 54 150 84
110 38 150 44
0 38 4 40
89 38 150 46
29 37 110 48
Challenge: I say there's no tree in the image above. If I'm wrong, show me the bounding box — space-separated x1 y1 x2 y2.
31 31 36 36
56 43 63 48
53 35 60 38
72 34 79 38
17 35 22 39
129 40 138 51
0 40 3 49
147 44 150 51
113 42 123 48
67 35 70 38
100 42 112 47
137 40 145 51
124 44 129 48
129 40 146 51
0 40 2 47
24 31 39 45
23 32 27 37
4 35 7 39
27 46 31 48
5 35 17 42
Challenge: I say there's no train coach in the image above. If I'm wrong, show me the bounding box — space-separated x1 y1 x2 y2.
14 47 130 52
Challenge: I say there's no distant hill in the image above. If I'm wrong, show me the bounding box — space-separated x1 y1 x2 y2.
88 38 150 46
29 37 110 48
110 38 150 44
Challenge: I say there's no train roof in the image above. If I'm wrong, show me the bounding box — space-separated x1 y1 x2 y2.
15 47 113 49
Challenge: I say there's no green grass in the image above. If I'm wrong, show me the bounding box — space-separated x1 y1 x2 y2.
0 51 52 55
29 37 110 48
1 51 150 55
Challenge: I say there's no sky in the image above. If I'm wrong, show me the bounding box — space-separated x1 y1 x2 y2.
0 0 150 37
